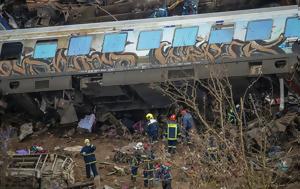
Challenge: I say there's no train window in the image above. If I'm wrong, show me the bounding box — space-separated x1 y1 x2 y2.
68 36 93 56
137 30 162 50
0 42 23 60
172 26 198 47
102 33 127 53
246 19 273 41
209 25 234 44
284 17 300 38
34 40 58 59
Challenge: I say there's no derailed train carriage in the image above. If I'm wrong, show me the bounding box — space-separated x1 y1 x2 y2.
0 5 300 119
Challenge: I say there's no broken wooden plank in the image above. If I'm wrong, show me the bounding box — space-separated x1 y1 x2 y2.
64 181 94 189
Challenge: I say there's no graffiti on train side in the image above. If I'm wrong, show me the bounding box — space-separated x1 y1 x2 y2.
0 34 294 77
149 34 286 64
0 49 138 76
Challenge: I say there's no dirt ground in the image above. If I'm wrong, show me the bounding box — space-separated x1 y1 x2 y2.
8 125 300 189
9 130 194 189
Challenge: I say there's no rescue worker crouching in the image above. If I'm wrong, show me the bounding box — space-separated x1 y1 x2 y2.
157 162 172 189
80 139 99 179
145 113 159 144
166 114 180 154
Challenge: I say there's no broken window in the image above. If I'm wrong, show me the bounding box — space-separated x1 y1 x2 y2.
172 26 198 47
209 25 234 44
33 40 58 59
246 19 273 41
102 33 127 53
137 30 162 50
0 42 23 60
68 36 93 56
284 17 300 38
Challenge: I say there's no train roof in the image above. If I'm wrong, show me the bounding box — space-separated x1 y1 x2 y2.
0 5 299 41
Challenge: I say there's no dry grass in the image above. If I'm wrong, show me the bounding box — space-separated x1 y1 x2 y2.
152 63 282 188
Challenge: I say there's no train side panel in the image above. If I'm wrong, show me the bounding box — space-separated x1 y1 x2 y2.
0 6 299 94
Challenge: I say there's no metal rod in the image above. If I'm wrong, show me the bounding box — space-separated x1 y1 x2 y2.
279 78 285 111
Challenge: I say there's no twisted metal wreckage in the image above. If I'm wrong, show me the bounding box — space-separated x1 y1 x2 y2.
1 153 75 189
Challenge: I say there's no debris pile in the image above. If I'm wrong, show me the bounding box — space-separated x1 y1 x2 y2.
98 112 130 138
246 112 300 149
113 142 139 163
243 110 300 184
3 153 75 189
18 123 33 141
0 0 290 29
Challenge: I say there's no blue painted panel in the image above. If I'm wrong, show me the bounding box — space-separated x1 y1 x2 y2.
172 27 198 47
68 36 92 56
102 33 127 53
285 17 300 38
246 19 273 41
34 41 57 59
137 30 162 50
209 27 234 44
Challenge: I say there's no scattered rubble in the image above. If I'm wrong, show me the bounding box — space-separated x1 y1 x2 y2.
113 142 140 163
0 0 292 29
107 165 126 176
63 145 83 152
98 112 130 137
56 96 78 125
104 185 115 189
19 122 33 141
4 153 75 189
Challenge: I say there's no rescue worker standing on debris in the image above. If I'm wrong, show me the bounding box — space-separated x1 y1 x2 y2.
80 139 98 179
157 162 172 189
142 144 155 188
166 114 180 154
181 109 194 144
146 113 159 144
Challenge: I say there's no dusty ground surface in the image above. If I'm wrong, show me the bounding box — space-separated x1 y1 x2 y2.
7 122 300 189
9 129 195 189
